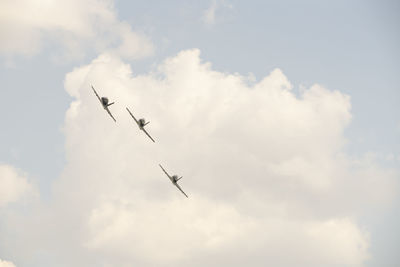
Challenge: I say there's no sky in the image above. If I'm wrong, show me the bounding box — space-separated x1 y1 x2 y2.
0 0 399 266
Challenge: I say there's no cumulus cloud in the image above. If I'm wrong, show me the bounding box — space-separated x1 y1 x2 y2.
48 49 397 266
1 50 397 266
0 0 153 60
0 259 16 267
0 164 35 207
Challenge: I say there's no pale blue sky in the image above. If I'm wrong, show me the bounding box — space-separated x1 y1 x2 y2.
1 1 399 266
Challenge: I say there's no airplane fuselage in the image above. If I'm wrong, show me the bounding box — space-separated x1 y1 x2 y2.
138 119 145 126
101 97 109 106
171 175 178 183
138 118 147 129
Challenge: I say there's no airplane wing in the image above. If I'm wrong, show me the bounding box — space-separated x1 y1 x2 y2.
126 107 139 125
142 128 155 143
105 107 116 122
91 85 102 104
175 183 189 198
159 164 173 182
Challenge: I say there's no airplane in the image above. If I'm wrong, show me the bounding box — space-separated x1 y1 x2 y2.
126 107 155 143
159 164 188 198
91 85 116 122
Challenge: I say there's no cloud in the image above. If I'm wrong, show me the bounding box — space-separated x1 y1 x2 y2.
0 49 397 266
202 0 232 25
0 0 153 61
55 49 396 266
203 0 218 25
0 164 35 207
0 259 16 267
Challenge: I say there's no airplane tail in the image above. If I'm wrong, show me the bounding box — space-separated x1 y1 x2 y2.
107 102 115 106
177 176 183 181
144 121 150 126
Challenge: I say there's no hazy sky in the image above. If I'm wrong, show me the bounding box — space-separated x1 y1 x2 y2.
0 1 399 266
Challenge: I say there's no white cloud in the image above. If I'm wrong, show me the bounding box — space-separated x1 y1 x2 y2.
202 0 232 25
0 0 153 61
0 164 35 207
0 259 16 267
53 49 396 266
203 0 218 25
0 49 397 266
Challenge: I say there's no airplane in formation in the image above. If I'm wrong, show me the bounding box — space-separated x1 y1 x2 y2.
90 85 188 198
159 164 188 198
91 85 116 122
126 107 155 143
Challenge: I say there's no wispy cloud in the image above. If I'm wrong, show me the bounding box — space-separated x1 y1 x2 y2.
202 0 232 25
